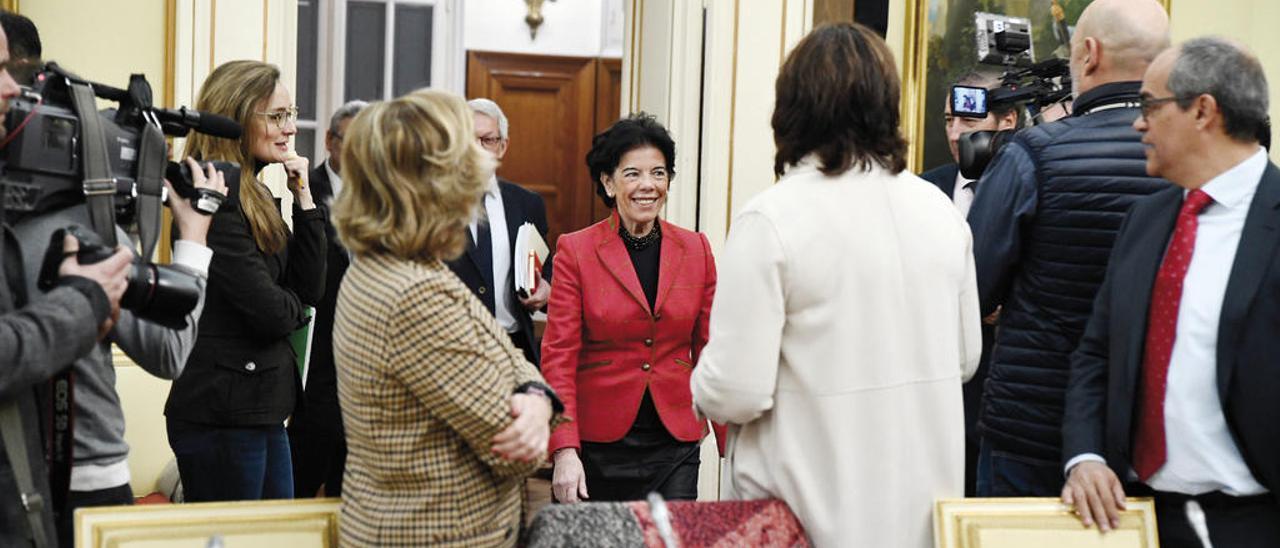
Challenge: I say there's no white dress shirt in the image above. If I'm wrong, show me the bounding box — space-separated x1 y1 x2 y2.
1067 147 1269 496
953 170 977 217
469 176 517 333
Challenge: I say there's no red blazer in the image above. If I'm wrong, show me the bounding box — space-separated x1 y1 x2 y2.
542 213 721 453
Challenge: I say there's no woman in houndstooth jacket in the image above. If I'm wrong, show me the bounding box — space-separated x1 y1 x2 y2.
330 89 563 547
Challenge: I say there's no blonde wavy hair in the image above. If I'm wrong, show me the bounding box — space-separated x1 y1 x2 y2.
333 89 494 262
185 60 290 254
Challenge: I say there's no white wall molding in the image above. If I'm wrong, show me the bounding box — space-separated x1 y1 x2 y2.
465 0 623 58
629 0 812 251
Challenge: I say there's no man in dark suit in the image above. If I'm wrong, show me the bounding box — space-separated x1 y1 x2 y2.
287 99 366 499
1062 38 1280 547
446 98 550 367
918 70 1016 497
919 71 1018 214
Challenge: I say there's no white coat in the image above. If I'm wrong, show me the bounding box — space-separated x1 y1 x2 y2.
691 158 981 548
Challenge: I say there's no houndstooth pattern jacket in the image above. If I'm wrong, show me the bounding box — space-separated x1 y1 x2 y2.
334 253 556 547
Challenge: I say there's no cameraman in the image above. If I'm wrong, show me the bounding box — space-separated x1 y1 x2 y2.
1 17 225 542
3 15 225 546
966 0 1171 497
0 22 133 548
921 70 1019 216
11 159 223 546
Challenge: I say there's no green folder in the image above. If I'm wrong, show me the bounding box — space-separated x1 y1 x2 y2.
290 306 316 387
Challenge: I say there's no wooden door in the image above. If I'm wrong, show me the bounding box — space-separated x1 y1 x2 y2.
592 57 624 222
467 51 599 246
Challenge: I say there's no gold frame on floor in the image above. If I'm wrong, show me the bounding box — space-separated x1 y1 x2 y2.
75 497 340 548
935 497 1159 548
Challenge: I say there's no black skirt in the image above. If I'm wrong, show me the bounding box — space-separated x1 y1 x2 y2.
579 390 700 502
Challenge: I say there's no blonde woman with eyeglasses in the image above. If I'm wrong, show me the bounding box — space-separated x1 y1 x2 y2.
165 59 327 502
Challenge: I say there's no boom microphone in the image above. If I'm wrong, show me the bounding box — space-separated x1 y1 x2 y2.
152 107 242 139
39 64 241 139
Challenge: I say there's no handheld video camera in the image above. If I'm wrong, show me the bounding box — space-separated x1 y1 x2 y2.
953 12 1073 179
0 63 241 328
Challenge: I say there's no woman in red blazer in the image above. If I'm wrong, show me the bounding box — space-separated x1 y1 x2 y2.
542 114 719 503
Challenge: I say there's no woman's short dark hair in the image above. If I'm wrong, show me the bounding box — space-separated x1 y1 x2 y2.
586 113 677 209
772 22 908 177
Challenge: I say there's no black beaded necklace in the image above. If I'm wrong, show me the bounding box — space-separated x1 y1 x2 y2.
619 221 662 251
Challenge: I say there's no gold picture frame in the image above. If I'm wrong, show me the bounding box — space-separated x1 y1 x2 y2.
75 498 341 548
935 497 1159 548
899 0 1173 173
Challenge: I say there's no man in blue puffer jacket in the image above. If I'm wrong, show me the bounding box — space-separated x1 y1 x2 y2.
967 0 1172 497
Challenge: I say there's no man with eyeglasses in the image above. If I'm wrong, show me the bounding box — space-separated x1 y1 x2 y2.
286 100 366 501
1061 37 1280 546
445 98 551 368
964 0 1173 498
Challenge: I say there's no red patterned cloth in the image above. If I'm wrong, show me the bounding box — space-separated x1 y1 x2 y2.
628 499 810 547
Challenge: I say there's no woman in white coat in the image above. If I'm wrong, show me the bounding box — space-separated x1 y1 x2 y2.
690 22 981 548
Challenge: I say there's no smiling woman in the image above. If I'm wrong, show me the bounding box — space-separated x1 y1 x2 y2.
539 113 724 505
601 145 670 238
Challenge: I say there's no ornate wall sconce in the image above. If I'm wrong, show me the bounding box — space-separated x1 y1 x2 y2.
525 0 556 40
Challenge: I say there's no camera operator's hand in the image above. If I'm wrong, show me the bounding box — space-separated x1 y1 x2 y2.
57 234 132 339
281 151 315 211
167 158 228 246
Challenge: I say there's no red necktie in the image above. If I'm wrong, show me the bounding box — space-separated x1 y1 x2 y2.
1133 189 1213 481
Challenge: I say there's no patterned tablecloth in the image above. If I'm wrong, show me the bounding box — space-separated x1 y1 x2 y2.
525 498 809 547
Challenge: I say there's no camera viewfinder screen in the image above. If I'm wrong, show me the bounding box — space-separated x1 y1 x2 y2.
951 85 989 119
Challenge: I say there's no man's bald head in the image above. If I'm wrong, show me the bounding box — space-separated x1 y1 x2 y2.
1071 0 1170 96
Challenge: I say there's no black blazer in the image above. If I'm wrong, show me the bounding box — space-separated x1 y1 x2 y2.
291 162 349 429
1063 160 1280 491
166 173 327 426
920 162 960 199
445 178 549 365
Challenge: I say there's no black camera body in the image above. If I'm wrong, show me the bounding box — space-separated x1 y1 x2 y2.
2 64 238 221
974 12 1034 67
1 89 142 221
36 225 201 329
1 63 240 328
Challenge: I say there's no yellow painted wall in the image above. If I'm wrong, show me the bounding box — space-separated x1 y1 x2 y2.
1169 0 1280 161
20 0 170 105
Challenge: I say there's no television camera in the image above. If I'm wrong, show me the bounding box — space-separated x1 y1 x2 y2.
2 63 240 328
952 12 1073 179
